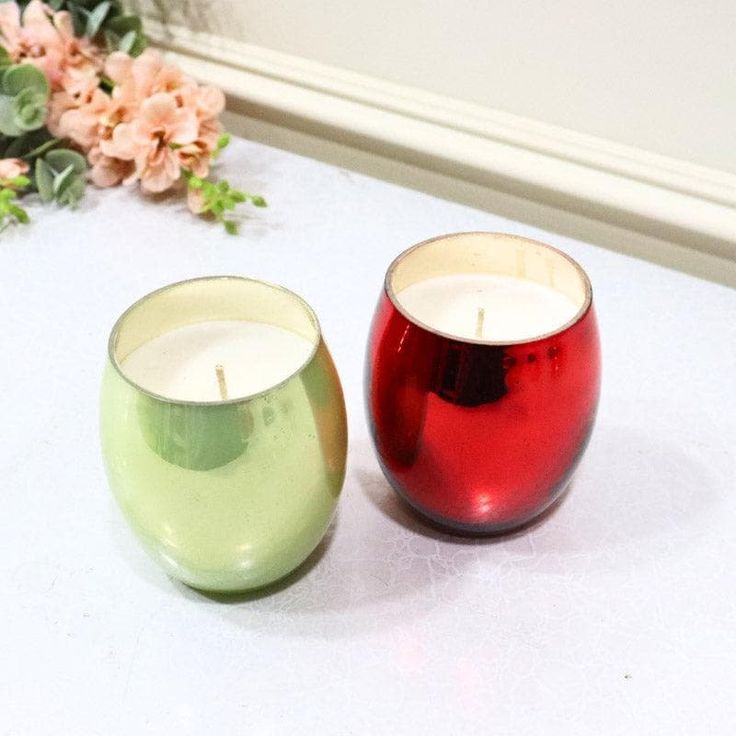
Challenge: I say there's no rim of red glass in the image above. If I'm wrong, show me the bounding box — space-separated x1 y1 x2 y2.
384 232 593 346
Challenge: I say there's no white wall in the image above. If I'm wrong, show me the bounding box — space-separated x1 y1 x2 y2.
160 0 736 175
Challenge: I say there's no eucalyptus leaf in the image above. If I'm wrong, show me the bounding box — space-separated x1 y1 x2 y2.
4 131 35 158
12 88 47 132
35 158 55 202
105 14 142 35
23 137 60 161
107 0 123 18
2 129 55 159
46 149 87 174
0 94 22 136
85 0 111 37
118 30 136 54
73 0 117 10
128 32 147 57
103 29 119 54
3 134 28 159
52 164 75 196
57 176 85 207
69 4 88 36
1 64 50 97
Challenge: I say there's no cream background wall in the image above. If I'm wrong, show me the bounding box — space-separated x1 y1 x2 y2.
151 0 736 174
137 1 736 281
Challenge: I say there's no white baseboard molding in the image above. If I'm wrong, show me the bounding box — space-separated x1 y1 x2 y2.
148 21 736 270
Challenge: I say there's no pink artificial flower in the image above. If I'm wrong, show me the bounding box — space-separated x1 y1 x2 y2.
49 86 111 151
181 84 226 121
102 51 133 85
0 0 101 91
93 50 227 186
105 49 195 102
47 58 139 155
174 86 226 177
0 158 30 181
100 92 198 192
87 146 134 188
53 11 101 77
176 117 223 177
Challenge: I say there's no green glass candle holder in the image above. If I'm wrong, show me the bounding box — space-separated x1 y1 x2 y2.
100 277 347 593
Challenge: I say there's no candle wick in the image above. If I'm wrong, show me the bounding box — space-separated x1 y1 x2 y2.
215 364 228 400
475 307 485 339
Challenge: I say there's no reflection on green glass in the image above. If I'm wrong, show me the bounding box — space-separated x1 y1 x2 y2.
100 341 347 592
136 394 254 471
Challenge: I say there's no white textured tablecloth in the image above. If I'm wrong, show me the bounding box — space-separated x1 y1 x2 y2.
1 138 734 735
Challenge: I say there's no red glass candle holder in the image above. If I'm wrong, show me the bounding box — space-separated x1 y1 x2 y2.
365 232 601 534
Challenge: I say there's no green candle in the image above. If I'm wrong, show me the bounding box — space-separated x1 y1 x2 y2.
100 277 347 592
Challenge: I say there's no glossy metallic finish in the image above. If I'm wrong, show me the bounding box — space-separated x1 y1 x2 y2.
101 277 347 592
366 233 601 534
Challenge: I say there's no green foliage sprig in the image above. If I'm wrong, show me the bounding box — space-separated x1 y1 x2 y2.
0 2 264 235
185 170 267 235
0 173 30 231
182 134 266 234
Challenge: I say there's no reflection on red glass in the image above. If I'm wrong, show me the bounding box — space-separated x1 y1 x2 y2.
366 292 601 534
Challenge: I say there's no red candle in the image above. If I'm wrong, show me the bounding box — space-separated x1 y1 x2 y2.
366 232 601 534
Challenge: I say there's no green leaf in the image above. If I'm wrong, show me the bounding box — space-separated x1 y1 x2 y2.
107 0 124 19
103 29 118 53
0 46 11 72
12 88 47 132
118 29 136 54
85 0 111 37
4 131 34 158
71 0 122 14
23 136 59 161
3 129 57 159
57 176 85 207
9 202 29 223
105 14 142 35
1 64 50 97
52 163 75 196
45 149 87 175
69 4 88 37
251 195 267 207
0 94 22 136
35 158 54 202
127 31 147 57
35 150 87 206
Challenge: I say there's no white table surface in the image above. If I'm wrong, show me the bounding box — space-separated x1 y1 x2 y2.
1 137 735 736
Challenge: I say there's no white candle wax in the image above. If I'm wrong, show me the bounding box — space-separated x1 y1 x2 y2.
121 320 314 401
397 273 579 342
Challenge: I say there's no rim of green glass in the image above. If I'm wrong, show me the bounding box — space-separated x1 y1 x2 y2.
107 275 322 406
385 231 593 346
